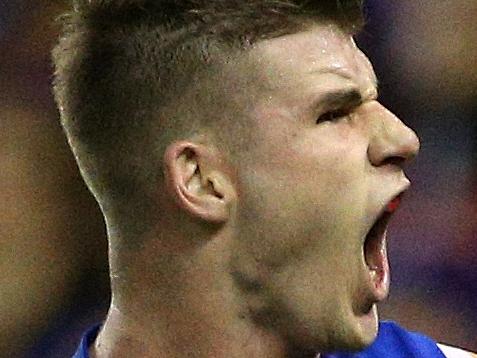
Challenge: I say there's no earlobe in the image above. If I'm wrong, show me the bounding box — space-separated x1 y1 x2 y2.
163 141 232 224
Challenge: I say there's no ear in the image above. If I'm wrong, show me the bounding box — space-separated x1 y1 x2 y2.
163 141 235 224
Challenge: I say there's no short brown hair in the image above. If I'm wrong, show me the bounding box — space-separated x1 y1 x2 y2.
52 0 364 239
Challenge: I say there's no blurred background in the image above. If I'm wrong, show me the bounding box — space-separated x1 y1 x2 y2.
0 0 475 356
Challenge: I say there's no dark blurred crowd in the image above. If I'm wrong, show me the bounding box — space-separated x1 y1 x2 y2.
1 1 476 357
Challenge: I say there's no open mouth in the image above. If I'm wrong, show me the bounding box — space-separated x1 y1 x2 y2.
360 193 404 304
363 210 391 270
363 193 403 269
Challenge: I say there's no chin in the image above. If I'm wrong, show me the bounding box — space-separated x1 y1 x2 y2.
285 305 380 355
316 305 380 354
340 304 380 352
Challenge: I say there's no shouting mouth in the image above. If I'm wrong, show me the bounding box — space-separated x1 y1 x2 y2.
362 193 404 305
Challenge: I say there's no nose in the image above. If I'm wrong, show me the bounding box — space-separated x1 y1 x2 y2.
365 102 420 168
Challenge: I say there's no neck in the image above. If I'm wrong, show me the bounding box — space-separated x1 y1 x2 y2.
91 307 321 358
90 238 321 358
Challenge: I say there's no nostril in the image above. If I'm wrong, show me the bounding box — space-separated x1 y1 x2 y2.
382 156 406 167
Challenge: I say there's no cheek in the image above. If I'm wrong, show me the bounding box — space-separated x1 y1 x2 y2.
235 118 368 256
288 126 367 196
236 143 365 268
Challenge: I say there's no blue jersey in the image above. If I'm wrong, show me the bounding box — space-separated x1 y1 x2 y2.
72 320 446 357
322 321 446 357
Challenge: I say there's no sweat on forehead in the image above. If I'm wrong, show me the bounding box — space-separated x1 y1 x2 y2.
238 25 377 100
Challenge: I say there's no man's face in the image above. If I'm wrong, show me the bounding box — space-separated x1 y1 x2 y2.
228 24 420 352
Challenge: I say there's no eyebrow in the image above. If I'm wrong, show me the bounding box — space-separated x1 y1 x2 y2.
319 88 364 109
307 68 379 113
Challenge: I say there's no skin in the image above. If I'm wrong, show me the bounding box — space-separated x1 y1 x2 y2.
90 24 420 358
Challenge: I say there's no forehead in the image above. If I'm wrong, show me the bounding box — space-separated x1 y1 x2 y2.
244 24 377 94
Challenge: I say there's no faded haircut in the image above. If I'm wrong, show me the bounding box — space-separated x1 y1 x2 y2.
52 0 364 240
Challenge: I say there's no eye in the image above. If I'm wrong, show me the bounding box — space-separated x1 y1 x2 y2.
316 109 349 124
